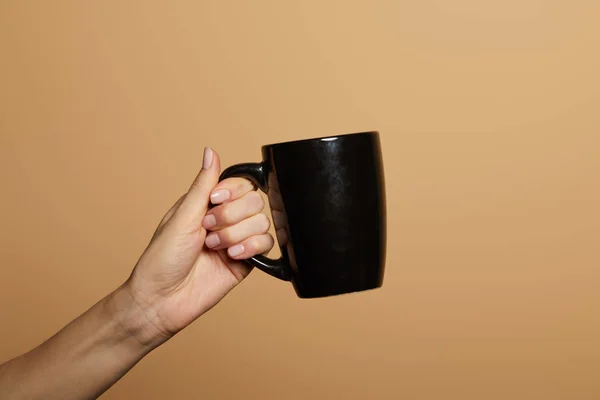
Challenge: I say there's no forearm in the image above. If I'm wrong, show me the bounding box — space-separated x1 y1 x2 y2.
0 283 163 400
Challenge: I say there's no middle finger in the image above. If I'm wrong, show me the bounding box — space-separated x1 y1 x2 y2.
202 190 264 231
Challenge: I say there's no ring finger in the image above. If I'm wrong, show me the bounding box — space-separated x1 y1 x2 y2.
204 213 271 250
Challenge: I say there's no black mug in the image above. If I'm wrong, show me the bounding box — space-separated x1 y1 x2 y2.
219 131 386 298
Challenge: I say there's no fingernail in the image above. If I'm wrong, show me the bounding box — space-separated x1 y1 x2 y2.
210 190 230 204
203 147 213 170
205 233 220 248
228 244 245 257
202 214 217 229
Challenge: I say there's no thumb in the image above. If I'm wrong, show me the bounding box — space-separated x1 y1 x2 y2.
173 147 221 228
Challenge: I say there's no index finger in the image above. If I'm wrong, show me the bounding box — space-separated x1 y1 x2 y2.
210 177 256 205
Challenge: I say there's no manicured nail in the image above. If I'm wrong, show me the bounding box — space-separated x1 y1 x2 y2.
202 214 217 229
205 233 220 248
210 189 230 204
203 147 213 170
228 244 245 257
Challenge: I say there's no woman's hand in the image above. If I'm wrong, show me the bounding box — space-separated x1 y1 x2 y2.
0 147 270 400
119 147 273 346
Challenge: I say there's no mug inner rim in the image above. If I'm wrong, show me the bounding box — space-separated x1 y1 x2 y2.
262 130 378 149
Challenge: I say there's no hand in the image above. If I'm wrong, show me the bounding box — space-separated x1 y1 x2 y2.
0 147 274 400
121 147 273 346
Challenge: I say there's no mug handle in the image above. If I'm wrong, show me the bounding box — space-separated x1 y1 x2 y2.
218 162 292 281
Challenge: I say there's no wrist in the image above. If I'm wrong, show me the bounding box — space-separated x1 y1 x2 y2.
106 282 171 351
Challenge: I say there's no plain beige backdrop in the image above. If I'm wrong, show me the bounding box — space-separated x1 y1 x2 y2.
1 1 599 399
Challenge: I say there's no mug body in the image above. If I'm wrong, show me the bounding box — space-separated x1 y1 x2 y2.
261 131 386 298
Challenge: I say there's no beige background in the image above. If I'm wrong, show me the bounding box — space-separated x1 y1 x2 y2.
1 1 599 399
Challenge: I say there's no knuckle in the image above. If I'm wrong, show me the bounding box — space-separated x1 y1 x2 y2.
240 178 256 192
276 228 288 245
265 234 275 248
190 180 201 191
248 191 264 210
219 230 233 245
246 189 260 201
232 179 251 197
253 234 274 255
257 213 270 232
219 206 234 225
245 238 258 254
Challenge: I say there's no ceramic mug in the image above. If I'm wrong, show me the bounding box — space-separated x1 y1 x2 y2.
219 131 386 298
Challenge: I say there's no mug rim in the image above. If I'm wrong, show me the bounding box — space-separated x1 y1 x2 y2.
262 130 378 149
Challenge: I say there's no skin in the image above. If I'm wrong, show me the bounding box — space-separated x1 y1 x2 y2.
0 147 273 399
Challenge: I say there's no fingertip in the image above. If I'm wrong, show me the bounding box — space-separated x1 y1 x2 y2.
212 148 221 169
202 147 213 170
202 146 221 172
205 233 221 248
228 244 245 258
202 214 217 229
211 177 255 202
174 147 222 225
210 189 231 204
